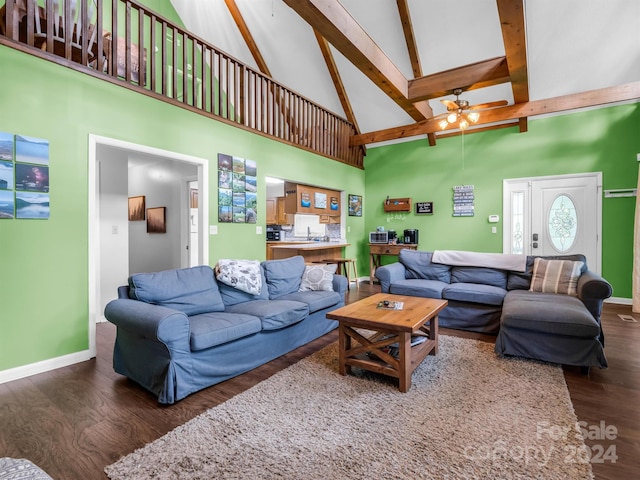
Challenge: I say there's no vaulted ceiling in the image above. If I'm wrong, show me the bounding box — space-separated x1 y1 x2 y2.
170 0 640 147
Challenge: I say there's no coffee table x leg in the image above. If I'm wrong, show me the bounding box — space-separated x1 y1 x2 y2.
338 317 438 392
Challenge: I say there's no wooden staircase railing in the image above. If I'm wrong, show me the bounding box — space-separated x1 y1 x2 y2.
0 0 364 168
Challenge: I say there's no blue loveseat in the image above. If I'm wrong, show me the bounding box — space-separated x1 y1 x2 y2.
104 256 347 404
375 249 612 369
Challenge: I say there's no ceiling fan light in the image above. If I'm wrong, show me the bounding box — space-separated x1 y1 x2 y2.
467 112 480 123
459 118 469 130
438 119 449 130
446 112 457 124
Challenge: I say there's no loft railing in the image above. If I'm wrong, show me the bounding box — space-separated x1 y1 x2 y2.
0 0 364 168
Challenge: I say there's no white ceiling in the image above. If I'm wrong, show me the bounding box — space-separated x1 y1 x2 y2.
169 0 640 143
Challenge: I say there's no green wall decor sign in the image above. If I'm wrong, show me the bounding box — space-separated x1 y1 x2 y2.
452 185 474 217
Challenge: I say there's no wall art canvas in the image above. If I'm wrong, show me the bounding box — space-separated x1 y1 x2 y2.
0 160 14 191
0 131 14 161
348 194 362 217
0 190 15 218
15 135 49 166
147 206 166 233
15 164 49 192
128 196 146 221
16 192 49 219
218 153 258 223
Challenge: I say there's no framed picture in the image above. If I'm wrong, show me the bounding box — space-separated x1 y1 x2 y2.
190 188 198 208
147 206 166 233
128 196 145 221
348 194 362 217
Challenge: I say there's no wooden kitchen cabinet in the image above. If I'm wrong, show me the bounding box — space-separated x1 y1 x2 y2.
284 182 341 216
266 198 277 224
275 197 292 224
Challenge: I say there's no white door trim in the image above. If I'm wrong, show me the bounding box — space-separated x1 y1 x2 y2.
503 172 602 274
88 134 209 356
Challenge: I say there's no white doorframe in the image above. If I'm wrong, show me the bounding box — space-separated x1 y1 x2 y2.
503 172 602 274
88 134 209 355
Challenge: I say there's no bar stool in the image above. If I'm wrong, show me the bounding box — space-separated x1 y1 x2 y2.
315 258 358 290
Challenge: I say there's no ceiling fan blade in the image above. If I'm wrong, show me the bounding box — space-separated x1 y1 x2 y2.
440 99 459 110
469 100 508 110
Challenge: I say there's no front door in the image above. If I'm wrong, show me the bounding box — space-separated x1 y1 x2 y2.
503 173 602 273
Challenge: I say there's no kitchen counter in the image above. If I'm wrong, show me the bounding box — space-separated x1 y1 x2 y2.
269 241 350 262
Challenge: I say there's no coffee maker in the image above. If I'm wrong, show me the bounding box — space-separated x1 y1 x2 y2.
403 229 419 244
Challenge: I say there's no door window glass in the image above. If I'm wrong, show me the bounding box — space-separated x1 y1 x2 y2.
511 191 524 254
548 194 577 252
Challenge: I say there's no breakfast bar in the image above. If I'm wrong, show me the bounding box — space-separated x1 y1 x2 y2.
269 241 350 263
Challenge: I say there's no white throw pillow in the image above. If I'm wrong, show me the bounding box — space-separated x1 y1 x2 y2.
299 264 337 292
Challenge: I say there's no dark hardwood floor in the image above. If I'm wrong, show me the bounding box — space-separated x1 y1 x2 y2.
0 283 638 479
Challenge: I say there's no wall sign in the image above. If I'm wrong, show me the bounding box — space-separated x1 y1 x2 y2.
415 201 433 215
452 185 474 217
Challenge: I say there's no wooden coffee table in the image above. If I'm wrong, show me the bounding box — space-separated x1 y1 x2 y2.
327 293 447 392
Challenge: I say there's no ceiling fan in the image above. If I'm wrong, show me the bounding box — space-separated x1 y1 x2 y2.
436 88 508 131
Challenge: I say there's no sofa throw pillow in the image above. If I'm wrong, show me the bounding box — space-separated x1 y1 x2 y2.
529 258 584 296
262 255 306 299
215 259 262 296
129 265 225 315
299 264 337 292
399 249 451 282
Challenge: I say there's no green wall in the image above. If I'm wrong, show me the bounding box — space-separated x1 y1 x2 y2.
0 45 365 372
364 104 640 299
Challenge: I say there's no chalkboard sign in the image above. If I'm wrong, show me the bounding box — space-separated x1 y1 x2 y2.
415 201 433 215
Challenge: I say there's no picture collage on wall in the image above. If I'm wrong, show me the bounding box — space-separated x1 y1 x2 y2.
218 153 257 223
0 131 50 219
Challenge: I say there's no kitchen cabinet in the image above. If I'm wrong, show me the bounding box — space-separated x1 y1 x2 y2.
266 198 277 224
276 197 293 224
284 182 341 216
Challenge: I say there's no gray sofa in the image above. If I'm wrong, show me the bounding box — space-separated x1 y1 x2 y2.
375 249 612 369
105 256 347 404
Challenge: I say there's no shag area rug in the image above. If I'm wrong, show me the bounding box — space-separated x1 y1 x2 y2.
105 336 593 480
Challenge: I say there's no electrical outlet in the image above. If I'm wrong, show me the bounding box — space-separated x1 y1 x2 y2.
491 226 497 234
256 226 263 234
209 225 218 235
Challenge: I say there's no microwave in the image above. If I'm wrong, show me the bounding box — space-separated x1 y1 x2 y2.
369 231 389 244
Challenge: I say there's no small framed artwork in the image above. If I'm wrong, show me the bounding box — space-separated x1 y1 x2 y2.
415 201 434 215
147 206 166 233
128 196 145 221
348 194 362 217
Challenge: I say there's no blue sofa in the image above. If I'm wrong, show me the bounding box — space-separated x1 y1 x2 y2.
375 249 612 369
104 256 347 404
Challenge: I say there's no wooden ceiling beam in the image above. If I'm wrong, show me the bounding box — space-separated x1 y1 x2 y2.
314 30 366 155
396 0 422 79
408 56 511 102
223 0 271 76
351 81 640 146
497 0 528 103
283 0 433 121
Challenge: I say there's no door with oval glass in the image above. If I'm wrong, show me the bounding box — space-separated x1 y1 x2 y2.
503 173 602 274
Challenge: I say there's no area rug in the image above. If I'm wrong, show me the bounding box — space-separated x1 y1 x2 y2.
105 336 593 479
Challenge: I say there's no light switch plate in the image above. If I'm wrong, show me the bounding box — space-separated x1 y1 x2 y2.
209 225 218 235
256 226 263 234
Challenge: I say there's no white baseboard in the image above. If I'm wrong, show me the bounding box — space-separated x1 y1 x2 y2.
0 349 95 385
606 297 632 305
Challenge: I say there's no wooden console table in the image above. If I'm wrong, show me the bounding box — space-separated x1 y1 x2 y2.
369 243 418 284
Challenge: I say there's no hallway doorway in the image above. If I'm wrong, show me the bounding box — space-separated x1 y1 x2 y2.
88 135 209 355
